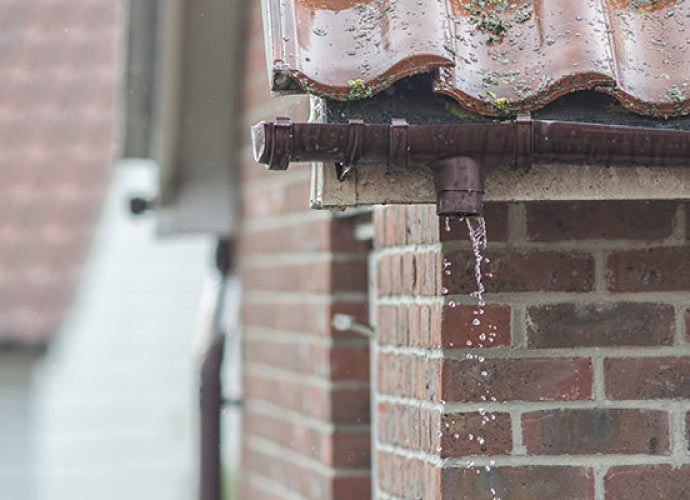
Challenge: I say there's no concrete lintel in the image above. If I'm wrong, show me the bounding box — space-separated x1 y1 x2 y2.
311 162 690 210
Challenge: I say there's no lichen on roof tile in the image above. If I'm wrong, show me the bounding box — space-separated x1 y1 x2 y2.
262 0 690 117
263 0 456 99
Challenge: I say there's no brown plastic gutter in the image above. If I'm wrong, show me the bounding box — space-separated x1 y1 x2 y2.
252 116 690 216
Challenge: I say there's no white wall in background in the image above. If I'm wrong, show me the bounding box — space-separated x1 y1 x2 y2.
16 160 211 500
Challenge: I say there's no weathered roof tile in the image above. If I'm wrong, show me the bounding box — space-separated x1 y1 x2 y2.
263 0 690 117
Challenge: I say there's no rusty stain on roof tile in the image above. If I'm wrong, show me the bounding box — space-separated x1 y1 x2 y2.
262 0 690 117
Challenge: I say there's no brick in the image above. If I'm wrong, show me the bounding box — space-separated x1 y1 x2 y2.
244 410 370 468
377 353 440 400
440 466 594 500
331 476 372 500
237 217 368 255
411 304 438 348
330 343 371 381
376 254 393 296
439 411 512 457
382 304 409 346
440 304 511 349
377 252 415 296
377 402 422 450
605 357 690 400
242 301 368 337
407 205 439 245
444 250 594 294
607 247 690 293
244 336 369 381
526 303 674 348
605 465 690 500
385 205 408 247
241 176 311 219
442 358 592 402
244 373 369 423
240 480 284 500
376 406 510 457
415 251 442 296
383 205 407 247
522 409 669 455
378 303 443 348
244 446 370 499
526 201 676 241
373 207 385 249
401 252 416 295
440 203 509 242
377 451 432 499
241 259 367 294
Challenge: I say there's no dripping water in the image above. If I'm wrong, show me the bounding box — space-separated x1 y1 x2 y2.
442 215 502 500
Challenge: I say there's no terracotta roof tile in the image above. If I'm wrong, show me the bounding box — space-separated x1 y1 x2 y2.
263 0 690 117
0 0 120 348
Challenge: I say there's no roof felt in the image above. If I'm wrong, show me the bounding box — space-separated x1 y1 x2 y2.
0 0 120 348
263 0 690 117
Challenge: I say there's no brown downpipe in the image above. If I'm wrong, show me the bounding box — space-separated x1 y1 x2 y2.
251 116 690 216
199 239 235 500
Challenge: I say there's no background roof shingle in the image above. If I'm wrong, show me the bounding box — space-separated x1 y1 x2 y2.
0 0 120 347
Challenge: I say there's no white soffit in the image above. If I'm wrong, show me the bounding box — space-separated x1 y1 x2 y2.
123 0 244 236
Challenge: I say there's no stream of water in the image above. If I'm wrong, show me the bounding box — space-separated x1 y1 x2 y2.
442 215 501 500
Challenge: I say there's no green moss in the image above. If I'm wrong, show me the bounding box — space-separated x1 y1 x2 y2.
347 79 370 100
667 85 685 103
514 5 533 23
445 101 484 120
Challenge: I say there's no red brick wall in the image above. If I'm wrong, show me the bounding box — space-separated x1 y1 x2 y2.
375 201 690 500
237 3 371 498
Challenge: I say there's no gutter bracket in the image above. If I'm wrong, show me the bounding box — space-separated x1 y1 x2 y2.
514 112 533 171
269 116 292 170
335 119 364 181
388 118 409 174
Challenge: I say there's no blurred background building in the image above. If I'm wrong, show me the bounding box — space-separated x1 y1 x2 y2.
0 1 216 499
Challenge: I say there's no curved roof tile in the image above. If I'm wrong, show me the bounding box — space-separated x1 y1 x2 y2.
263 0 690 117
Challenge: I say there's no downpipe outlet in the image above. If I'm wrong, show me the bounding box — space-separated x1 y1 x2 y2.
432 157 484 217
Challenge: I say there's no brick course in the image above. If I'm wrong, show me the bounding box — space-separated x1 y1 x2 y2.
526 303 675 348
237 2 371 497
604 465 690 500
522 409 669 455
374 200 690 500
